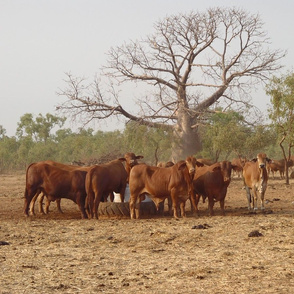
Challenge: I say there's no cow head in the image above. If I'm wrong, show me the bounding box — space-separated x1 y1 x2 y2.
119 152 144 168
251 153 271 169
185 156 204 178
218 161 233 184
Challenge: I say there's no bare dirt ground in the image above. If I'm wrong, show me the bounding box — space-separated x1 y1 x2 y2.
1 171 294 293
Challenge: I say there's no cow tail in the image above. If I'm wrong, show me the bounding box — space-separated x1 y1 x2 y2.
85 169 94 218
24 162 35 215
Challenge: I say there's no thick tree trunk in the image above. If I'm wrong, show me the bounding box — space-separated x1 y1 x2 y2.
171 111 201 162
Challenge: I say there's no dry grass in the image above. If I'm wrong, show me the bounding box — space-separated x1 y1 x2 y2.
1 172 294 293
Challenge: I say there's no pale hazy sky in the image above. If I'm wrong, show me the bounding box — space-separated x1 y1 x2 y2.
1 0 293 136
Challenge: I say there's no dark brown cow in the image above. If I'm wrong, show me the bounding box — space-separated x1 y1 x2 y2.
242 153 271 210
29 160 91 215
193 161 234 216
24 163 88 219
128 157 199 219
231 157 247 177
85 159 128 219
267 158 294 179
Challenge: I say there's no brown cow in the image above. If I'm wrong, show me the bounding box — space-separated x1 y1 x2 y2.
29 160 91 215
267 158 294 179
231 157 247 178
24 162 88 219
85 159 128 219
196 158 215 166
193 161 234 216
120 152 144 182
242 153 271 210
157 161 174 168
31 153 143 214
128 157 200 219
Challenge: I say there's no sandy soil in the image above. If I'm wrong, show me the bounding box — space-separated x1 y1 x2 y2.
1 172 294 293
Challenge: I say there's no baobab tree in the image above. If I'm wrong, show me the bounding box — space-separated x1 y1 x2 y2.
57 7 285 161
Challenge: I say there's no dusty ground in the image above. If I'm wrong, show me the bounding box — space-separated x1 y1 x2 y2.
1 171 294 294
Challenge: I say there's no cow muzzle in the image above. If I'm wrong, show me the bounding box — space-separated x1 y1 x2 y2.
189 168 195 177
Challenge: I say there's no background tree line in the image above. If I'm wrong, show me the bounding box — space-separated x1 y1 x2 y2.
0 108 282 173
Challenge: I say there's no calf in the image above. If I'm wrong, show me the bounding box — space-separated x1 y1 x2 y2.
193 161 234 216
242 153 271 210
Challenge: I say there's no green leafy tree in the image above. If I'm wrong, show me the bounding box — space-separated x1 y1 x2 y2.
0 126 7 139
0 136 20 171
199 110 248 161
123 122 173 164
17 113 66 142
266 72 294 184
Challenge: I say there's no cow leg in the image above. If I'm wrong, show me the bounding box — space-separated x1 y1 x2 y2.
252 187 258 210
134 197 141 219
167 196 173 216
94 193 103 219
44 198 62 214
189 194 199 216
119 185 127 203
157 201 165 216
220 199 225 216
38 193 46 214
76 192 88 219
259 186 266 210
180 201 186 218
109 192 114 202
44 197 50 214
245 186 252 210
129 193 140 219
208 198 215 216
29 192 40 215
87 189 95 219
56 199 63 213
24 187 39 216
170 192 179 219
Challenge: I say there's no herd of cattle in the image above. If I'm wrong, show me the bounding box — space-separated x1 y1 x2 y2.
23 152 291 219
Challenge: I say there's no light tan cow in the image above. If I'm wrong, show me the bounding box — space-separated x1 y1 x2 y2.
242 153 271 210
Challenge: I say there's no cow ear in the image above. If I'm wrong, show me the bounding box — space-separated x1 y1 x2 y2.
213 166 221 172
136 155 144 160
118 157 126 162
251 158 258 162
178 162 187 170
266 158 272 163
196 161 204 167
